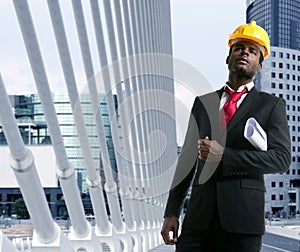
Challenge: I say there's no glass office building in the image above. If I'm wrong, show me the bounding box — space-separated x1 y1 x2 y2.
247 0 300 50
0 93 117 216
247 0 300 218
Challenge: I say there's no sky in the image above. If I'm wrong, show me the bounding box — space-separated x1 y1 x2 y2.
0 0 247 144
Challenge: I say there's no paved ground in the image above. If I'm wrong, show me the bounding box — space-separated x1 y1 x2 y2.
2 221 300 251
151 232 300 252
150 244 175 251
1 224 33 235
151 243 293 252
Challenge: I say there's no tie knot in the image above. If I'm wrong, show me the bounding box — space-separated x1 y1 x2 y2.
225 87 248 101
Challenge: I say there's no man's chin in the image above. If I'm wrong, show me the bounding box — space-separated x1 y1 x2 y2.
232 67 255 78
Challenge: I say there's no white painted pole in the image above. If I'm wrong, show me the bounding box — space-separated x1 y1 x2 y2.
112 0 137 230
0 74 73 251
71 0 123 237
134 1 154 235
127 1 148 234
121 0 143 233
13 0 88 239
47 1 110 243
0 226 18 251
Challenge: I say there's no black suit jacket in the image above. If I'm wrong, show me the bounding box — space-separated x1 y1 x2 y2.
164 87 291 235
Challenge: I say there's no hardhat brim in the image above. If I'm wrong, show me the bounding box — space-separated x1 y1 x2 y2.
228 34 269 59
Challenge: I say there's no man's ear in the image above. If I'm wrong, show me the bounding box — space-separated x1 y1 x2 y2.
257 63 262 72
226 56 229 65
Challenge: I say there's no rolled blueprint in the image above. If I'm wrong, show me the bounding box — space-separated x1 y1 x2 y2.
244 117 267 151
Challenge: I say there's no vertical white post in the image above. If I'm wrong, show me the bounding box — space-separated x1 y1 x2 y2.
0 231 18 252
13 0 89 242
71 1 123 250
0 75 74 251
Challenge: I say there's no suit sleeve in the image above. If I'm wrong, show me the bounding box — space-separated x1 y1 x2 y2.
222 98 291 176
163 97 200 218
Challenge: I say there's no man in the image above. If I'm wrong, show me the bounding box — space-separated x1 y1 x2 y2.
161 21 291 251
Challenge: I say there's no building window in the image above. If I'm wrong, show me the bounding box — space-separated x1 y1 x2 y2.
279 182 283 187
271 181 276 187
272 51 276 57
271 82 276 88
279 52 283 58
279 73 283 79
286 53 290 59
286 84 290 90
279 195 283 200
279 83 283 89
279 62 283 68
287 63 290 69
271 72 276 78
271 195 276 200
272 62 276 67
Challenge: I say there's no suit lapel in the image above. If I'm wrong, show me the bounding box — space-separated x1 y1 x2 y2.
207 88 223 139
226 87 262 133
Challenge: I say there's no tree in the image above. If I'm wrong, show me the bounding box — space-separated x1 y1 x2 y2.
12 198 29 219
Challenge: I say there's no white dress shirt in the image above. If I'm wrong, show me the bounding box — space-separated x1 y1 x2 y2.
219 82 254 111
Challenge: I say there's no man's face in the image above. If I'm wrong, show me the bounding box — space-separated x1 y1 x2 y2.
226 40 262 79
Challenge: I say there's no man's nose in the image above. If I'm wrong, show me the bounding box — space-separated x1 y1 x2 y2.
241 48 250 56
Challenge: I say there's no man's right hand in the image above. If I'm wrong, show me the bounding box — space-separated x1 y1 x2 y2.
161 216 179 245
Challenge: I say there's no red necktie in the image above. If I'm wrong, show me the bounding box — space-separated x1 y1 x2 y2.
221 87 248 127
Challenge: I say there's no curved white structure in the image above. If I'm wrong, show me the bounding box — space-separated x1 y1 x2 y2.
0 0 175 251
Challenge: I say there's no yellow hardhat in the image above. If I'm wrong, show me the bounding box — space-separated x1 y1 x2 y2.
228 20 270 59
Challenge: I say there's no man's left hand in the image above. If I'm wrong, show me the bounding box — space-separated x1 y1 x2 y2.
198 136 224 162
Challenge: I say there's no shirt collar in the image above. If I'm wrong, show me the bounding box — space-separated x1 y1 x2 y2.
224 81 254 92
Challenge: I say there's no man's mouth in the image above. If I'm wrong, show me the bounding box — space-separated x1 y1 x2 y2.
237 57 248 64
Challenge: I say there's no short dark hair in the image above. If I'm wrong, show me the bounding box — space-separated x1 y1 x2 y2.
228 46 264 64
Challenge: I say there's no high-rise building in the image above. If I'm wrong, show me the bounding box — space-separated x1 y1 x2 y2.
247 0 300 50
0 93 117 217
246 0 300 218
